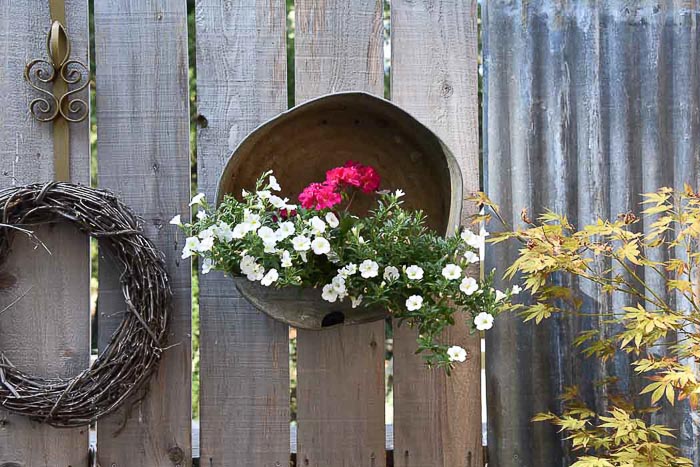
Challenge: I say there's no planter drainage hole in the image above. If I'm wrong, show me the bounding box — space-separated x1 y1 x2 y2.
322 311 345 327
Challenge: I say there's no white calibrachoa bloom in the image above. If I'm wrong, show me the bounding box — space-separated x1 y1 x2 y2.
321 284 338 303
182 236 200 259
261 268 279 286
447 345 467 363
383 266 400 281
198 236 215 252
474 312 494 331
350 295 363 308
405 265 424 281
309 216 326 235
464 251 480 264
406 295 423 311
280 250 293 268
276 221 295 239
339 263 357 278
232 223 248 239
258 226 277 244
169 215 182 226
311 237 331 255
460 277 479 295
201 257 215 274
495 290 507 302
441 264 462 280
461 229 484 250
269 195 288 209
269 175 281 191
189 193 205 206
257 190 271 200
292 235 311 251
196 209 208 221
511 284 522 295
325 212 339 228
214 222 234 242
243 209 261 231
359 260 379 278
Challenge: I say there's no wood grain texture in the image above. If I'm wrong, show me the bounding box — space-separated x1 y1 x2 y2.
195 1 291 465
294 0 387 465
0 1 91 466
93 1 192 465
390 1 483 466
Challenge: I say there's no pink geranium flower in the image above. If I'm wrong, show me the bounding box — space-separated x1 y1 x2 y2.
298 182 342 210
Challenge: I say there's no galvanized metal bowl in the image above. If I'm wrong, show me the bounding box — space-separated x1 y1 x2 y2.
218 92 463 329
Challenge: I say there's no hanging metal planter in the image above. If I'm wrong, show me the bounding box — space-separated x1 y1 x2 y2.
217 92 464 329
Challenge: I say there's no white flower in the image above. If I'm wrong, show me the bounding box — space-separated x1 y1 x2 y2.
331 275 347 295
232 223 248 239
321 284 338 303
269 195 288 209
199 226 216 239
383 266 400 281
201 257 215 274
350 295 363 308
495 289 507 302
405 265 424 281
243 209 261 230
261 268 279 286
169 215 182 226
299 251 308 263
480 227 490 238
196 209 208 220
339 263 357 278
214 222 234 242
263 242 278 254
447 345 467 363
395 189 405 198
258 226 277 244
474 312 494 331
292 235 311 251
464 251 480 264
460 277 479 295
182 236 200 259
309 216 326 236
246 264 265 282
511 285 522 295
276 221 295 240
257 190 271 200
269 175 281 191
198 236 215 252
405 295 423 311
280 250 293 268
240 255 256 274
359 260 379 278
441 264 462 280
461 229 484 250
325 212 339 228
189 193 205 206
311 237 331 255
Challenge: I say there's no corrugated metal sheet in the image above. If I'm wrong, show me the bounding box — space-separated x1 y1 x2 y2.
483 1 700 466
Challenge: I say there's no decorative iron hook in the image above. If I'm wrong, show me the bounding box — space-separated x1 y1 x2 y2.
24 0 88 182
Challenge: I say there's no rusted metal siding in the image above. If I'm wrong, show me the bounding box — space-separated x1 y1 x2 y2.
483 1 700 466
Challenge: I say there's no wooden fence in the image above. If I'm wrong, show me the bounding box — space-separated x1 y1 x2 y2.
0 1 481 466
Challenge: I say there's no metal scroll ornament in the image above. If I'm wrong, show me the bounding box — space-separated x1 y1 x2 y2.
24 20 88 124
24 7 88 183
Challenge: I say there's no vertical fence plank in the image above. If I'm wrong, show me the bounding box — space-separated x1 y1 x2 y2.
294 0 386 465
93 1 192 465
0 1 90 466
390 1 482 466
195 1 291 465
484 1 700 465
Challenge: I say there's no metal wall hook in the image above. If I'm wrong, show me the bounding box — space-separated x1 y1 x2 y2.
24 0 89 182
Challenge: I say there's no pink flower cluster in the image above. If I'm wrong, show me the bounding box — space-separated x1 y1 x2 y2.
298 161 381 210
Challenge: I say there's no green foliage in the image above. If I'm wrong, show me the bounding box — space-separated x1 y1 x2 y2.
486 186 700 465
178 172 506 370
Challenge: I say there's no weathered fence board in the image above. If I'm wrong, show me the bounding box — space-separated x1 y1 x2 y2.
391 1 482 466
484 1 700 466
93 1 192 465
0 1 90 466
294 0 387 465
195 0 291 465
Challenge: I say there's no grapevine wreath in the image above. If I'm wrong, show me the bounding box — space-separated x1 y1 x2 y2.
0 182 170 427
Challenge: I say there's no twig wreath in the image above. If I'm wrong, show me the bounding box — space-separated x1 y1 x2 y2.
0 182 170 427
